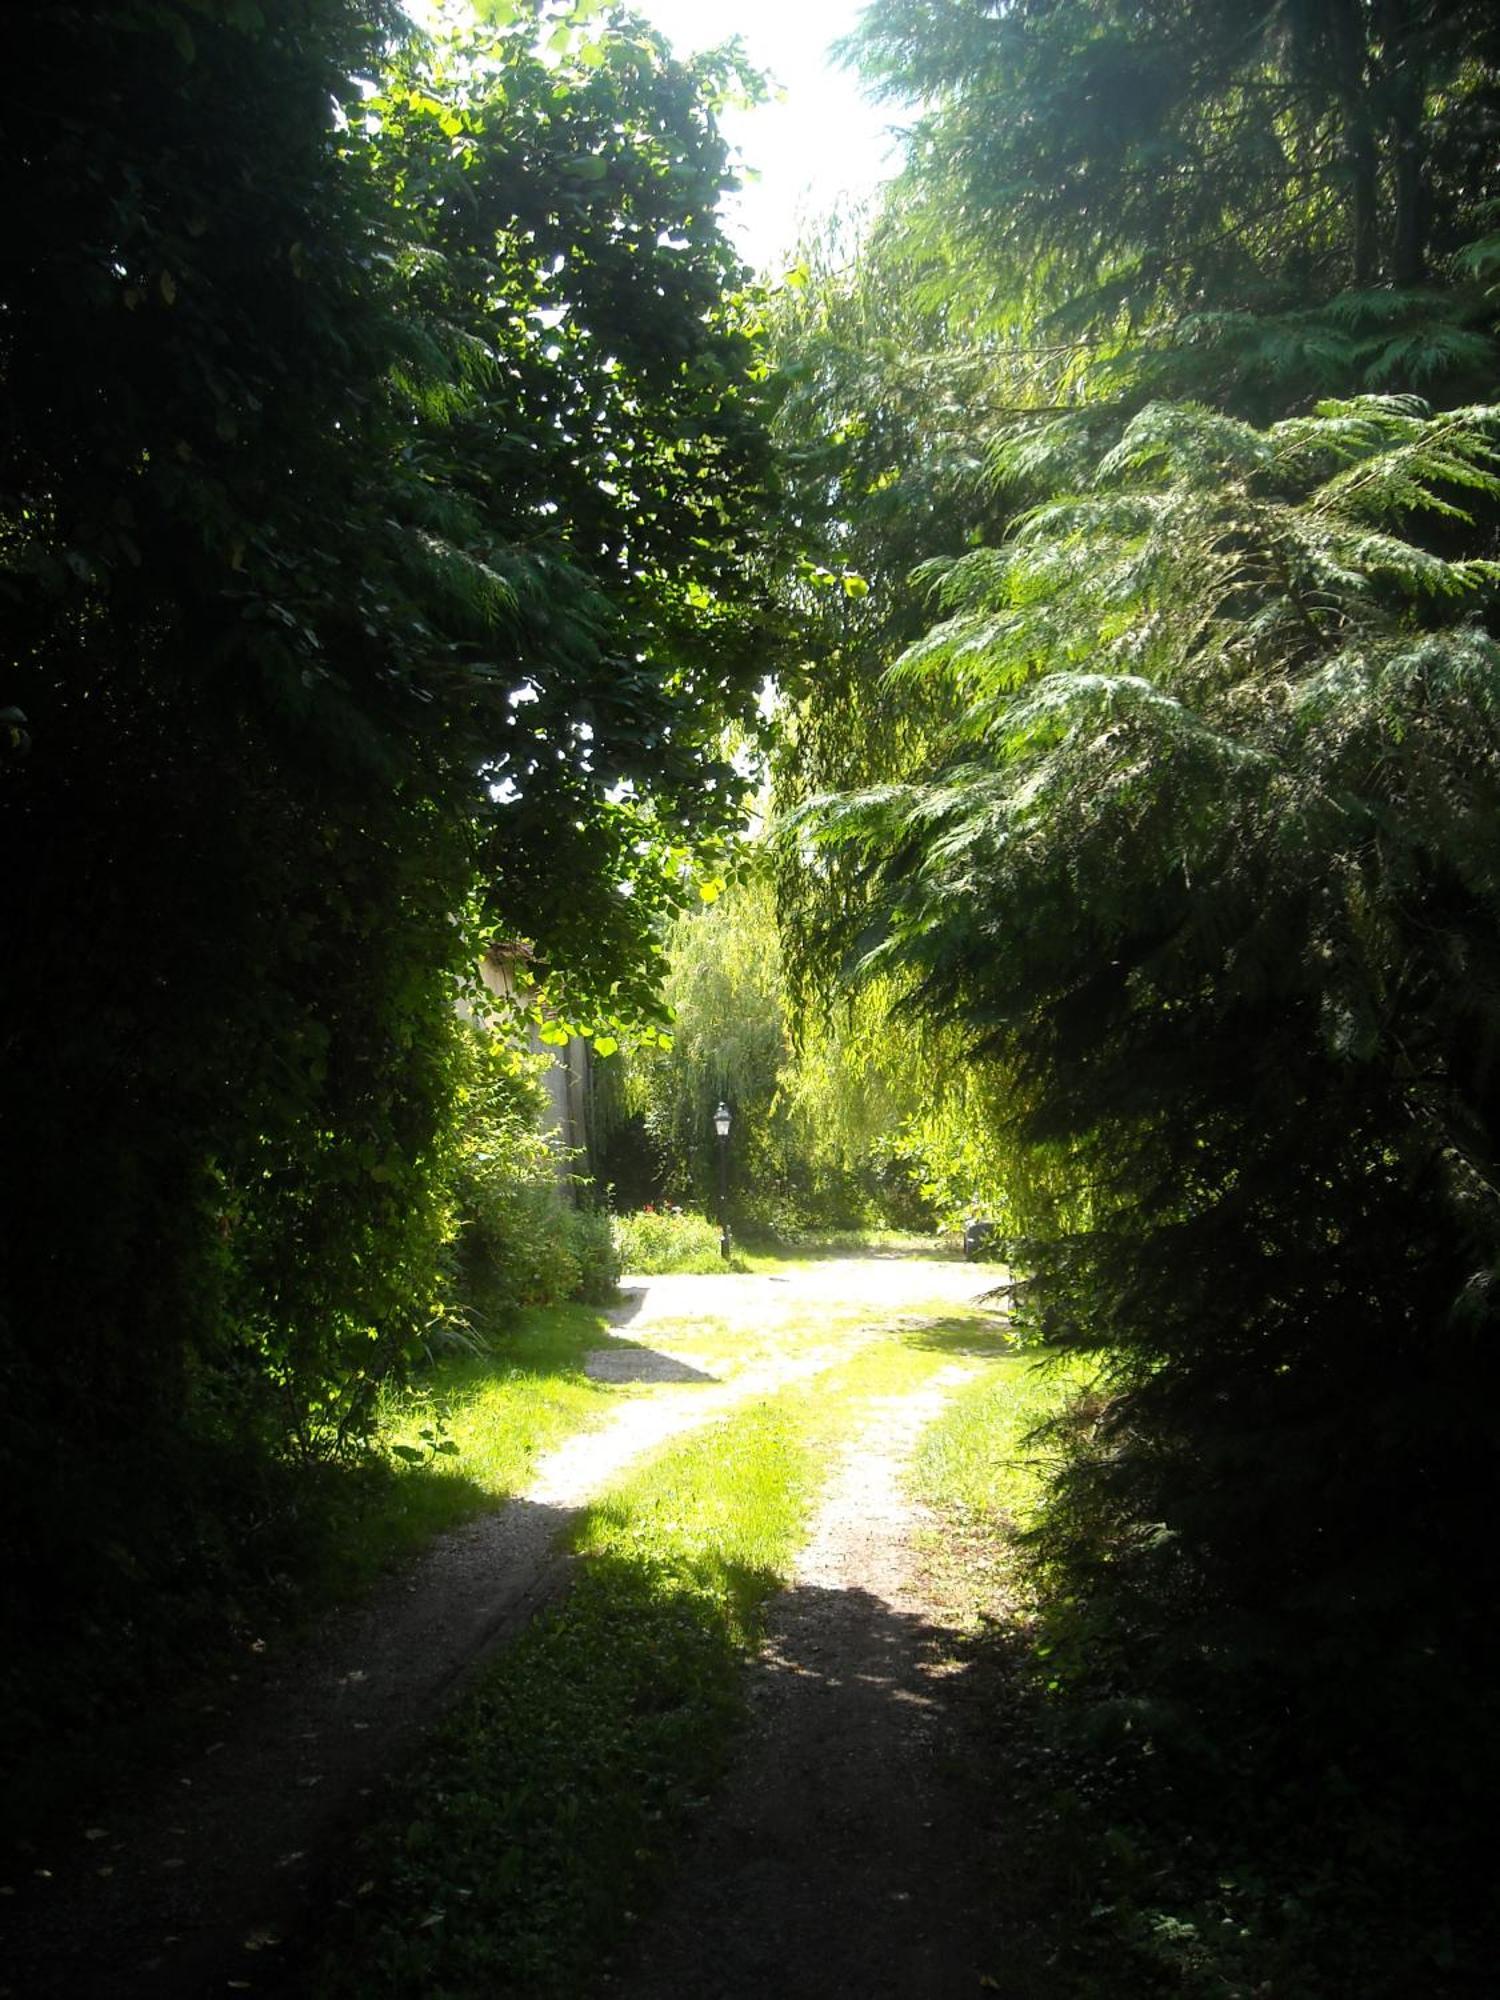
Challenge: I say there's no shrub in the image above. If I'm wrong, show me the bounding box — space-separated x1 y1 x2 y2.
444 1023 617 1322
613 1206 727 1273
462 1181 582 1314
565 1206 621 1304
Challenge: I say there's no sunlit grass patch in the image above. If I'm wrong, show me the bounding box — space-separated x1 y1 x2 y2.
901 1346 1094 1631
630 1302 893 1380
325 1305 617 1594
907 1349 1088 1533
898 1312 1017 1361
575 1404 816 1588
316 1410 815 1995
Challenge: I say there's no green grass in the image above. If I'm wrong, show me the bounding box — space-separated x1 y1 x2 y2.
907 1347 1086 1530
739 1227 955 1266
318 1305 618 1599
611 1301 911 1385
903 1345 1085 1632
314 1309 995 1996
315 1404 808 1997
616 1298 1012 1392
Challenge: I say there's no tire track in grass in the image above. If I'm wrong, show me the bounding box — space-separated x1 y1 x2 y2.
616 1363 1026 2000
10 1297 956 1997
309 1331 996 1998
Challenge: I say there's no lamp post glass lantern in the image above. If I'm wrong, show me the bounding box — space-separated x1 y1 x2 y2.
714 1102 731 1258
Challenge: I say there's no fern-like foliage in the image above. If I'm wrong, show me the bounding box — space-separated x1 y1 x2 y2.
794 397 1500 1947
811 394 1500 1143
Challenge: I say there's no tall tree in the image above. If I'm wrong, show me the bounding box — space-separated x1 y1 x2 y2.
770 0 1500 1978
0 0 776 1743
853 0 1500 406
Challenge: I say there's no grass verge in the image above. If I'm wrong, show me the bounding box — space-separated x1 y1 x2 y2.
326 1305 618 1593
312 1312 995 1995
905 1347 1088 1630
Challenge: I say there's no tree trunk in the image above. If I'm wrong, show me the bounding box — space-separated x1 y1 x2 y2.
1327 0 1381 285
1380 0 1428 285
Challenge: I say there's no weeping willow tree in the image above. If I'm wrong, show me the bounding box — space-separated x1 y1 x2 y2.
763 214 1097 1237
598 866 956 1230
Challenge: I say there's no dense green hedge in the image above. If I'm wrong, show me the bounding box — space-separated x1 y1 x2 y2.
0 0 770 1755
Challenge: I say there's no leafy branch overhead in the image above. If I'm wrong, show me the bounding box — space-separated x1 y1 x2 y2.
357 9 781 1021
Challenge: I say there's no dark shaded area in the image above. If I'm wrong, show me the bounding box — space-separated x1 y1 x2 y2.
593 1106 667 1213
2 1305 614 1859
586 1341 719 1385
613 1580 1026 1999
0 0 777 1818
6 1489 579 1999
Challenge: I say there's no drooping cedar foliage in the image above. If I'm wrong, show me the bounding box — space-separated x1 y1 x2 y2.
773 1 1500 1983
805 394 1500 1704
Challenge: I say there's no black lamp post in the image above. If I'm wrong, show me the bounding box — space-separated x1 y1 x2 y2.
714 1101 731 1259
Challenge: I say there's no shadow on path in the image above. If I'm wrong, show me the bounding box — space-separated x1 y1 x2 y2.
613 1579 1026 2000
9 1494 579 1999
586 1341 719 1385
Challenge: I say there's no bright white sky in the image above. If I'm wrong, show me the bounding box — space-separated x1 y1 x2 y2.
625 0 905 273
408 1 905 273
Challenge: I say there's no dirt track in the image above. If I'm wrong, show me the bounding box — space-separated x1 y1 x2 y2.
7 1255 998 1998
613 1364 1016 1999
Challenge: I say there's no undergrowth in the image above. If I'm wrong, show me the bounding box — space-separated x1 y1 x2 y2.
612 1206 743 1273
910 1355 1500 1996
